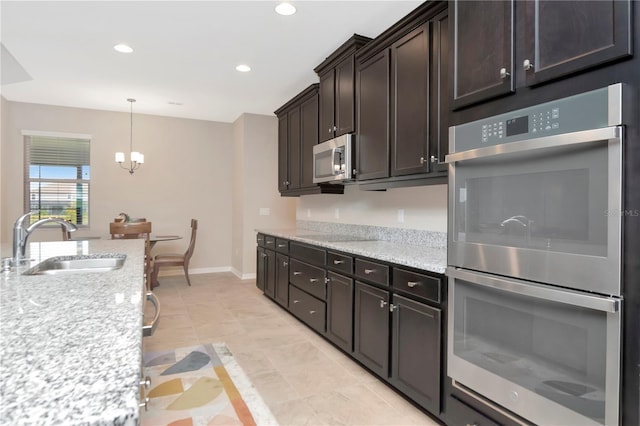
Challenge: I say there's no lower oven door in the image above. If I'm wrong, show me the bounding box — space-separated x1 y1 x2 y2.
447 267 621 426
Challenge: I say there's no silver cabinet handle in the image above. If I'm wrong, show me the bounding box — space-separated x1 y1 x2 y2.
364 269 375 274
407 281 420 288
139 397 150 411
499 67 510 79
523 59 534 71
293 271 302 276
333 260 344 265
389 303 396 312
309 310 317 314
266 240 273 245
277 243 286 248
333 125 337 131
282 261 288 267
380 300 388 308
309 278 318 283
324 277 331 283
261 253 268 258
140 376 151 388
143 291 161 337
292 299 300 304
430 155 437 163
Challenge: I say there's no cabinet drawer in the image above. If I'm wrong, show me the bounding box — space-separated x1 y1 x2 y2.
290 242 326 266
446 395 500 426
289 259 326 300
264 235 276 249
257 233 266 247
392 268 441 303
327 251 353 274
355 259 389 287
289 285 326 334
275 238 289 254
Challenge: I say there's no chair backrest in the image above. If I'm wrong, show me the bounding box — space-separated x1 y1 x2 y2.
184 219 198 264
110 221 152 239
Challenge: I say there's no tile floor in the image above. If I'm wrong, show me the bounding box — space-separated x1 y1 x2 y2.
144 272 441 426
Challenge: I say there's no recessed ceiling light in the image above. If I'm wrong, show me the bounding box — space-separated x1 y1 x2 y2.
113 44 133 53
275 2 296 16
235 64 251 73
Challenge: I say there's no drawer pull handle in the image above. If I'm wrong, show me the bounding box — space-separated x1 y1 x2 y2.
140 376 152 388
407 281 421 288
309 278 318 283
140 397 150 411
309 310 317 315
333 260 344 265
293 271 302 276
364 269 375 274
277 244 286 248
293 299 300 304
380 300 388 308
266 241 273 244
466 424 479 426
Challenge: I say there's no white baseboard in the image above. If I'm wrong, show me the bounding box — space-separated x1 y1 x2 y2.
231 267 257 280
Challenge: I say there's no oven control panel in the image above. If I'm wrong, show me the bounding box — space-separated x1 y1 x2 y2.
452 84 621 152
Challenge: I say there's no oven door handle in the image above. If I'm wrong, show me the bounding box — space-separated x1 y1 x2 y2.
446 267 620 313
445 126 621 163
143 291 161 337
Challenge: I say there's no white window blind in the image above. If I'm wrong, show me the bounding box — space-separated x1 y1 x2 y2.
24 134 90 226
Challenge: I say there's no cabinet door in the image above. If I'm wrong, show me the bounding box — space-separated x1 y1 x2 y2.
264 250 276 299
277 114 289 192
429 10 449 172
354 281 390 378
319 70 336 143
335 56 356 137
326 271 354 353
256 247 266 291
275 254 289 307
452 0 514 109
300 93 319 189
287 108 301 190
390 294 441 415
391 23 429 177
523 0 632 86
356 50 390 181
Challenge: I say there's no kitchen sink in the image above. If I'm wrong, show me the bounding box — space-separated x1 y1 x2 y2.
23 254 126 275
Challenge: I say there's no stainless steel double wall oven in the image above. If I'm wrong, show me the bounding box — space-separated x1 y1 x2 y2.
446 84 624 426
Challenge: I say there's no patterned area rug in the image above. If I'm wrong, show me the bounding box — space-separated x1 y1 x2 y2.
142 343 278 426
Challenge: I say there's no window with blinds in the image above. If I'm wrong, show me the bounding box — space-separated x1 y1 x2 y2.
24 134 90 226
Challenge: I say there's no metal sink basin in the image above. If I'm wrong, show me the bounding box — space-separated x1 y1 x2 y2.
23 254 126 275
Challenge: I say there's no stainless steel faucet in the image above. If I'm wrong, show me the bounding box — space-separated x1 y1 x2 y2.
13 212 78 263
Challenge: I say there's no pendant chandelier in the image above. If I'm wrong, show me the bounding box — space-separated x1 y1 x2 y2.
115 98 144 174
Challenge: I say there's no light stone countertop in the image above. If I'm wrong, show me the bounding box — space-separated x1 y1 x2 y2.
256 228 447 274
0 239 146 425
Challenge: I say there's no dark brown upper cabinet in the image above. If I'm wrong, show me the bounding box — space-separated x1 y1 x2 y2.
452 0 514 109
355 1 449 188
452 0 632 109
274 84 344 197
315 35 372 143
522 0 632 87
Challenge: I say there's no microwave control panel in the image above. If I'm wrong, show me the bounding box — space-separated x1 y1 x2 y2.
452 84 619 152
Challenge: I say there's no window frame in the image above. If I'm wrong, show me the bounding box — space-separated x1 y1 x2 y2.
22 130 92 228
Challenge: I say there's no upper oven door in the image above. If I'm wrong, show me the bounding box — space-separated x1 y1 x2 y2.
447 125 622 295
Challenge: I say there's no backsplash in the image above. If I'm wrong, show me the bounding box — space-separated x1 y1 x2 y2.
296 220 447 248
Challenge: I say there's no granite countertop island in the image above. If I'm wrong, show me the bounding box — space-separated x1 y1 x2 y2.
0 239 146 425
256 224 447 274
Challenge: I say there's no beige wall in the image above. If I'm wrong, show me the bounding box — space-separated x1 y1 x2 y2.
1 100 234 272
296 184 448 232
0 96 7 243
231 113 296 278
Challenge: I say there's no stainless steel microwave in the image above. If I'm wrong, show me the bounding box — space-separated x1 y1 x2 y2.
312 134 353 183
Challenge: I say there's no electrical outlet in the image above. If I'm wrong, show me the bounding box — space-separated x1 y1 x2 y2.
397 209 405 223
334 208 340 219
259 207 270 216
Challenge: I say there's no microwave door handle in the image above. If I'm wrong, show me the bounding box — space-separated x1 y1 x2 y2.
445 126 621 163
332 148 343 175
446 267 619 313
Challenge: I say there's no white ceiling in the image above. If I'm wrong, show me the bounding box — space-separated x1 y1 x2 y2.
1 1 423 123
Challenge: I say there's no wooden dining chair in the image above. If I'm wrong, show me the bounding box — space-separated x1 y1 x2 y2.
110 221 153 289
151 219 198 288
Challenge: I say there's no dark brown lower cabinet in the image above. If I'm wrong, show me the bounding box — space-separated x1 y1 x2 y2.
275 254 289 307
264 249 276 299
354 281 390 378
256 247 266 291
326 271 354 353
390 294 441 415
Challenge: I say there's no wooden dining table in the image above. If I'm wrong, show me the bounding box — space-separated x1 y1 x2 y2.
149 234 182 249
